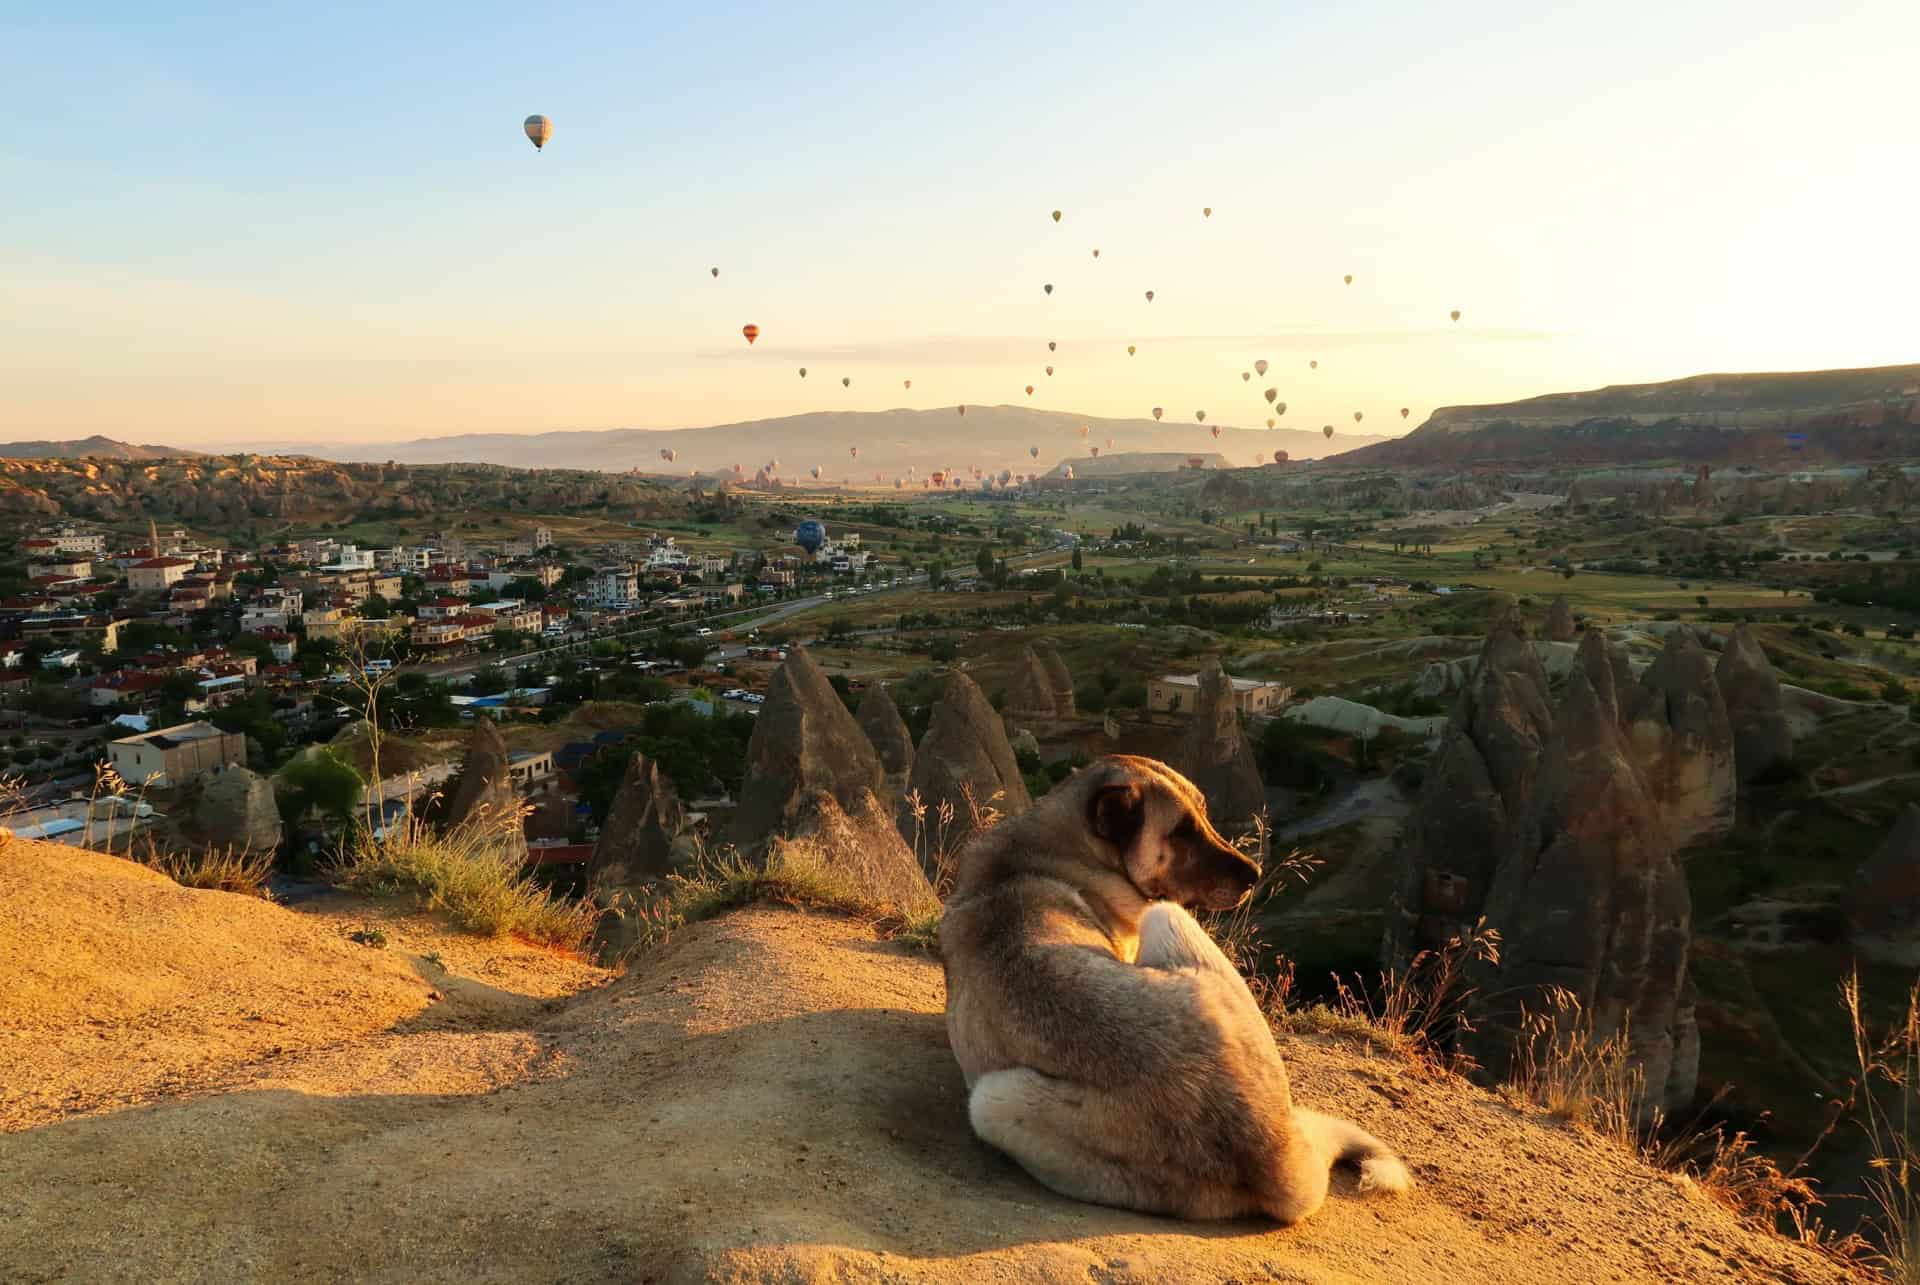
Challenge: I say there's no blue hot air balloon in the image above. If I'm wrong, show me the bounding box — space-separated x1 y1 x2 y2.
794 519 827 554
1787 432 1807 452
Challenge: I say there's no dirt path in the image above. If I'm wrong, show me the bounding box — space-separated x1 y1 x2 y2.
0 869 1860 1284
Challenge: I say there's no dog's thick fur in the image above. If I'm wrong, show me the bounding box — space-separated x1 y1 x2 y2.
941 754 1410 1225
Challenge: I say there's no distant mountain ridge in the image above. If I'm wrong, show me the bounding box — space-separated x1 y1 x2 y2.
274 406 1387 480
1348 362 1920 468
0 436 199 461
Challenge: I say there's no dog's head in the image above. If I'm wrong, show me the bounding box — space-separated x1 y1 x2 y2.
1083 756 1260 910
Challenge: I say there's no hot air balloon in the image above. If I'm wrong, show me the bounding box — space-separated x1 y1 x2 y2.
1029 445 1040 459
1450 310 1461 322
1275 402 1287 415
1273 450 1288 465
1202 207 1212 218
842 376 851 387
1195 411 1207 423
1025 385 1035 396
659 447 676 462
1091 248 1100 258
849 445 859 458
1187 455 1206 468
1263 387 1277 404
742 324 759 345
872 471 881 482
798 367 807 378
769 458 780 471
1254 359 1269 376
1104 437 1114 448
1265 418 1275 429
1343 274 1353 285
1048 341 1056 351
710 267 719 278
957 404 966 416
1144 290 1154 302
732 462 743 474
523 115 553 150
1126 345 1136 356
931 470 947 485
998 469 1012 485
1241 372 1251 382
1062 465 1075 480
1323 425 1334 439
1309 360 1318 370
1090 446 1099 457
810 465 823 479
903 379 911 389
794 519 827 554
894 478 903 489
1787 432 1807 452
1051 209 1062 223
1400 407 1410 419
1210 426 1221 439
1044 283 1053 295
1353 411 1364 423
1078 424 1089 438
1152 407 1163 420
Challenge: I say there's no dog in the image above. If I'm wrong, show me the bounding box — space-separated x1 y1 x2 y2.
940 754 1410 1225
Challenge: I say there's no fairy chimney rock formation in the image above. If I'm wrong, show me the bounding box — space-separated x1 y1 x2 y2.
1471 665 1698 1116
905 670 1032 870
1038 646 1077 719
783 787 939 918
1173 662 1267 838
193 765 283 854
1624 631 1737 853
728 648 886 854
1845 807 1920 965
1714 624 1794 783
1542 594 1577 643
443 718 526 861
586 752 687 892
856 683 916 802
1003 647 1060 724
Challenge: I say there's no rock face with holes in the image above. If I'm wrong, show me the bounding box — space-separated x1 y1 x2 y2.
193 766 283 854
1714 623 1793 784
1173 662 1267 839
1467 664 1699 1116
1624 631 1737 853
729 648 885 855
905 670 1031 871
1846 806 1920 965
857 683 916 805
442 718 525 861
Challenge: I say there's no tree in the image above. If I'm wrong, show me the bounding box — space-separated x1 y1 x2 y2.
276 747 365 826
975 546 995 578
1071 547 1083 572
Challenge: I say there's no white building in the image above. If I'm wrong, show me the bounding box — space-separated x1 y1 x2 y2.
590 566 639 606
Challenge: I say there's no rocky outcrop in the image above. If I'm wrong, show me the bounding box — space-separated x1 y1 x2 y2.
443 719 525 860
1573 628 1627 727
1468 666 1698 1115
729 648 885 854
1173 662 1267 838
193 766 283 853
1002 647 1060 723
1624 632 1736 853
1714 624 1793 783
1038 646 1077 719
587 753 687 891
1845 807 1920 965
904 671 1031 869
856 683 915 803
779 788 939 917
1542 595 1576 643
1385 611 1555 970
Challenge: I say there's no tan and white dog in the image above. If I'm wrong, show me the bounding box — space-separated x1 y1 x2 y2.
941 754 1410 1224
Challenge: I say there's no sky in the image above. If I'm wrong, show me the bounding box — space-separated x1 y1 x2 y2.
2 0 1916 450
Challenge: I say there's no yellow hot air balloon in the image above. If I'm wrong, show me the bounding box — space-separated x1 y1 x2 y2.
742 323 759 344
1400 407 1410 419
1265 417 1275 429
1323 425 1334 439
1309 360 1318 370
1353 411 1364 423
1044 283 1053 295
1126 344 1136 356
1343 274 1353 285
1450 309 1461 322
1025 384 1035 396
842 376 851 387
523 115 553 150
1152 407 1164 420
1254 359 1269 376
1144 290 1154 302
1051 209 1062 223
1202 206 1212 217
1078 424 1089 438
1263 387 1277 404
1195 410 1207 423
903 379 911 389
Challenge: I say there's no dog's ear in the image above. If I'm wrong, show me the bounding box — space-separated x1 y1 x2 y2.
1088 780 1145 851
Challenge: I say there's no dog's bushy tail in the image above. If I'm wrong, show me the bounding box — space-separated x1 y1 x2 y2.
1291 1107 1413 1196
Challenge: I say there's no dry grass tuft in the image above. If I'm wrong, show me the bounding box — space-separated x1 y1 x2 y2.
1507 987 1648 1146
1845 971 1920 1280
136 842 277 897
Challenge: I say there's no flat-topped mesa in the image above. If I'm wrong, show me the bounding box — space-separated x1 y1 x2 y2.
443 718 526 861
1384 610 1553 972
1624 631 1737 854
1542 594 1576 643
1038 645 1077 719
856 682 915 804
1002 647 1061 724
727 648 886 855
904 670 1032 874
1714 624 1794 784
1173 661 1267 839
1468 665 1698 1117
1845 806 1920 966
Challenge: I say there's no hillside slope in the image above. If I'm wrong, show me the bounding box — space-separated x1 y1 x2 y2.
0 848 1857 1284
1348 363 1920 468
0 435 198 461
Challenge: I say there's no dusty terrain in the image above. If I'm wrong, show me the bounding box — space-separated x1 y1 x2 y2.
1 842 1862 1283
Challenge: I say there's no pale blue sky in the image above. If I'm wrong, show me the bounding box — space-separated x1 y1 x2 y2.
2 0 1915 446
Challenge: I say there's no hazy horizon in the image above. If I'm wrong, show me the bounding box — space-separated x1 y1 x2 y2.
4 0 1916 450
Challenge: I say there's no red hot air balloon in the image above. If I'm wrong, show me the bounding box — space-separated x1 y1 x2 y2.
741 324 759 344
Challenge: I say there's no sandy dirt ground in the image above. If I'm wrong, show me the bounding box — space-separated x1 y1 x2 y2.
0 849 1864 1284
